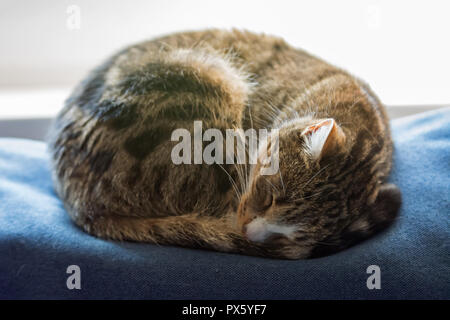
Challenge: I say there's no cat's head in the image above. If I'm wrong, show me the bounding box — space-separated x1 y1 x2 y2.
237 117 401 259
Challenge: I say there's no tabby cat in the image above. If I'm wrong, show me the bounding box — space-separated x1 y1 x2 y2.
49 29 401 259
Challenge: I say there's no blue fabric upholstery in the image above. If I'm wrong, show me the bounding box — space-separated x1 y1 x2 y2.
0 108 449 299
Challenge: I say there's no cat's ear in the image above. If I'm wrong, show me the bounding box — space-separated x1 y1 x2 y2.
301 118 346 160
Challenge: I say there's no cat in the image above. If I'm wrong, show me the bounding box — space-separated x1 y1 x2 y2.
48 29 401 259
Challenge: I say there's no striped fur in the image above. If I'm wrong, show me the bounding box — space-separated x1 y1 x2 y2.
48 29 401 259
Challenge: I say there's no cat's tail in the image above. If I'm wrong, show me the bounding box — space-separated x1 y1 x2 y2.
80 213 273 257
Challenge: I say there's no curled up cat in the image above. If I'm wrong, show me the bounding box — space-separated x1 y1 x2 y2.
48 29 401 259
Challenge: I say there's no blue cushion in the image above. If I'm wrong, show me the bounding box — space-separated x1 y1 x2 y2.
0 108 449 299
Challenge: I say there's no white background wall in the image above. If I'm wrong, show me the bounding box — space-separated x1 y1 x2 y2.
0 0 449 117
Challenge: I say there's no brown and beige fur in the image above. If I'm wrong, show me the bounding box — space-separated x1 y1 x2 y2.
48 29 401 259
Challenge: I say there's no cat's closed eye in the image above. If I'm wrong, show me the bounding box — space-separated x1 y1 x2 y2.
260 193 274 211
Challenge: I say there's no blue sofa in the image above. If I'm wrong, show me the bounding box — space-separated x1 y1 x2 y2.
0 108 449 299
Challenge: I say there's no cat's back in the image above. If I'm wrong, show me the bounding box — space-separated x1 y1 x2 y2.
50 30 287 225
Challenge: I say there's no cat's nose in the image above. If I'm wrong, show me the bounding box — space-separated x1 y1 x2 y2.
240 214 257 234
243 217 271 243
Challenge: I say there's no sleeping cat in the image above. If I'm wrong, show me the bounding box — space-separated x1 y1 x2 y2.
48 29 401 259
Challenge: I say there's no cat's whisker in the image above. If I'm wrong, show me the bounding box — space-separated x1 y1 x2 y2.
303 164 332 189
278 170 286 194
245 106 257 192
233 162 244 197
233 143 247 197
217 163 242 199
248 105 255 131
238 130 250 194
289 189 332 203
263 176 280 194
